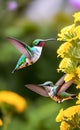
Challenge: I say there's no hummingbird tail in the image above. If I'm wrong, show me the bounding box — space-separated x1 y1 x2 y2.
59 92 77 99
71 94 77 98
12 68 17 73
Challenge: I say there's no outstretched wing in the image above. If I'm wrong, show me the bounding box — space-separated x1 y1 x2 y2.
55 75 65 94
55 75 65 87
7 37 32 59
55 75 74 94
25 84 49 97
57 79 74 94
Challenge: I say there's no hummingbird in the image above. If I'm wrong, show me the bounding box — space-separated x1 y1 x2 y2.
25 75 76 103
7 37 55 73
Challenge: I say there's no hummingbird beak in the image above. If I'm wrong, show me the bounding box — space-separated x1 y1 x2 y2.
43 38 56 42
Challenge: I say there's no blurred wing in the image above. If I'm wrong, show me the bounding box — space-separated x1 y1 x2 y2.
25 84 49 97
7 37 31 59
55 75 65 94
57 79 74 94
55 75 65 86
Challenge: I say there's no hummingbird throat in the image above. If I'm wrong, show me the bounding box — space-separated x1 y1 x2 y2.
37 41 45 47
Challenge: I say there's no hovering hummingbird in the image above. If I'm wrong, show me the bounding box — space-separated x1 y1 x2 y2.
25 75 76 103
7 37 55 73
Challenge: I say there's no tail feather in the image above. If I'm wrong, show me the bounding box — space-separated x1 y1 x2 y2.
12 68 17 73
59 92 77 98
60 92 77 102
71 94 77 98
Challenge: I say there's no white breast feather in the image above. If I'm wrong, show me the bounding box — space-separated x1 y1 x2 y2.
32 47 42 63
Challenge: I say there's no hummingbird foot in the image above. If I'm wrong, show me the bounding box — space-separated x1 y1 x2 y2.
25 61 33 67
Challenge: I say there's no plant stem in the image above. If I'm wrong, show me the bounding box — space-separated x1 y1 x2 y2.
2 112 12 130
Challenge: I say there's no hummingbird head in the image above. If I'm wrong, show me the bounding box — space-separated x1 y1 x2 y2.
33 38 55 47
38 81 54 94
39 81 54 90
39 81 58 96
39 81 54 87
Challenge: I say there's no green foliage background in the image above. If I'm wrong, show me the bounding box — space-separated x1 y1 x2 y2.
0 0 77 130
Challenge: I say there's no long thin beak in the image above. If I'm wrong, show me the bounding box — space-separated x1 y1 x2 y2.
43 38 56 42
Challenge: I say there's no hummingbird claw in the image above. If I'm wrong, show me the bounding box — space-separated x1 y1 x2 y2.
57 100 62 103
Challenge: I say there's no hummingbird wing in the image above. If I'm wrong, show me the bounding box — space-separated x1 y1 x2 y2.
7 37 32 59
57 79 74 94
54 75 65 94
55 75 65 87
25 84 49 97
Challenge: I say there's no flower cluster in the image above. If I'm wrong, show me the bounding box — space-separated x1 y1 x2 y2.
56 105 80 130
57 12 80 88
0 90 27 127
76 93 80 104
56 12 80 130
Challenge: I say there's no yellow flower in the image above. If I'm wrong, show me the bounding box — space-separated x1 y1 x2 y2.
56 105 80 129
59 58 68 70
64 73 75 82
56 105 80 121
60 121 70 130
0 119 3 126
58 58 71 72
76 66 80 78
73 12 80 23
56 109 64 122
63 105 80 118
76 84 80 89
76 93 80 104
0 91 27 113
57 42 72 58
75 25 80 39
58 24 77 41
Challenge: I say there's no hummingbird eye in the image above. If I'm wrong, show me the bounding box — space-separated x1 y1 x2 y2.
37 41 41 45
47 84 51 86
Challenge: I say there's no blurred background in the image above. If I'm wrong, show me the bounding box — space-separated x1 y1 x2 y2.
0 0 80 130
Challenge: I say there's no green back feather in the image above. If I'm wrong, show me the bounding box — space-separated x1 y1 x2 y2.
26 45 33 57
15 54 26 69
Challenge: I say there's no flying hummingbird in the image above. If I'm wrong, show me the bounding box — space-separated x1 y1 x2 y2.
25 75 76 103
7 37 55 73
